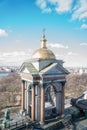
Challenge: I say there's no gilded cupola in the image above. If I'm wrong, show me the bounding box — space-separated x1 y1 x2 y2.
32 32 56 60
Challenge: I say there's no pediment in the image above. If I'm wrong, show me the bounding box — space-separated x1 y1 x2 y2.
40 63 68 75
19 62 38 74
43 67 62 75
23 67 30 74
20 65 30 74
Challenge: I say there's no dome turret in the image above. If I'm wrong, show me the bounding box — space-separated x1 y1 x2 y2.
32 32 56 60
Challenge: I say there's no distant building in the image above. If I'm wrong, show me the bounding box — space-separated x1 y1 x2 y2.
67 67 87 74
20 33 68 123
79 68 87 74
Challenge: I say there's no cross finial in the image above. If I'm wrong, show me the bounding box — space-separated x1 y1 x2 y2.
41 28 47 48
42 28 46 37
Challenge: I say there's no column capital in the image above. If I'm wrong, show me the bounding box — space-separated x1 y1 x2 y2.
30 82 35 88
22 80 25 83
39 81 45 89
60 81 66 86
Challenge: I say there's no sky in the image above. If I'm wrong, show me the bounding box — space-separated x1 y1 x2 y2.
0 0 87 67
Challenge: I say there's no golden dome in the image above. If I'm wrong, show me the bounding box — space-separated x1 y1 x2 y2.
32 48 56 59
32 33 56 59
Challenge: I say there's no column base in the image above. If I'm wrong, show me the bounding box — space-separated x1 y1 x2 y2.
20 109 27 116
40 121 45 127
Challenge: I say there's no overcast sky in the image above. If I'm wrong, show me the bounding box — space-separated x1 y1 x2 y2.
0 0 87 67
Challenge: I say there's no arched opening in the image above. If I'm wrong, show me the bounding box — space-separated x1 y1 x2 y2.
24 82 32 117
45 84 57 118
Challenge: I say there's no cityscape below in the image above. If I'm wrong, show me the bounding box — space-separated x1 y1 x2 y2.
0 66 87 75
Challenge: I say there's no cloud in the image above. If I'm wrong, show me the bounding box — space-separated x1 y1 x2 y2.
36 0 87 28
67 52 78 56
47 43 69 49
72 0 87 20
81 23 87 29
36 0 52 13
36 0 46 9
43 8 52 13
80 43 87 46
0 50 33 66
36 0 87 21
2 51 27 57
55 0 73 13
36 0 73 13
0 29 8 37
16 39 21 43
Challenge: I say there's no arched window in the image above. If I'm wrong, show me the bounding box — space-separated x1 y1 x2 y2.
45 84 57 117
45 84 56 106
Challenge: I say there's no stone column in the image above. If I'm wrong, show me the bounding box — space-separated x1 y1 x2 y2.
61 84 65 114
26 85 29 114
21 80 25 110
35 85 41 121
56 83 62 114
31 85 35 121
25 82 27 110
40 86 45 123
56 91 59 114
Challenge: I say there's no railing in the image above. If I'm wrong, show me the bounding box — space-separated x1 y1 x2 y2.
2 118 34 130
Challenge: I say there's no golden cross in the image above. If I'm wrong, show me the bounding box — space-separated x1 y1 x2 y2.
43 28 46 36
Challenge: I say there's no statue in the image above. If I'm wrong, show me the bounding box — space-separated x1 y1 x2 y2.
4 108 10 120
